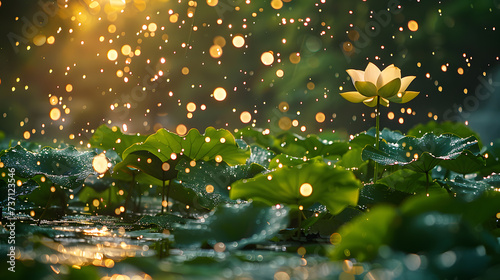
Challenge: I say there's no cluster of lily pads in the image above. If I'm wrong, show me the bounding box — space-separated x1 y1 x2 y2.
1 118 500 278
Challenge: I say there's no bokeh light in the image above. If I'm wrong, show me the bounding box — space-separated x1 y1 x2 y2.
50 108 61 121
213 87 227 101
92 153 109 174
107 49 118 61
300 182 313 197
261 51 274 65
176 124 187 135
271 0 283 10
232 35 245 48
207 0 218 7
408 20 419 32
240 111 252 123
210 45 223 58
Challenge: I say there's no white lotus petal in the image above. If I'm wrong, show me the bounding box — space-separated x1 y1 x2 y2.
377 65 401 89
399 76 416 93
364 62 381 85
346 69 365 86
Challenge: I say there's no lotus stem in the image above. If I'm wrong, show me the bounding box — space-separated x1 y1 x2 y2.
166 180 171 213
296 209 303 239
161 177 166 214
124 173 135 213
425 171 430 195
37 191 54 225
374 96 381 183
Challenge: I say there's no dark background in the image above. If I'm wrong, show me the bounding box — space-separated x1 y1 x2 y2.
0 0 499 145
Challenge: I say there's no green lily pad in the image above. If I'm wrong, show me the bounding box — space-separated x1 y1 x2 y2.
366 127 405 143
329 205 398 261
480 139 500 176
439 150 485 175
441 175 498 201
336 148 370 181
336 148 366 169
305 207 364 237
174 159 265 209
247 144 275 168
230 161 362 215
17 176 55 205
234 126 281 151
407 120 482 148
268 154 318 169
173 202 289 249
89 124 148 157
392 211 500 257
349 128 404 151
277 132 350 158
114 150 187 182
377 169 448 196
362 133 479 174
401 191 500 228
234 127 349 159
357 183 411 209
1 145 96 189
331 193 500 263
122 127 250 166
349 133 376 149
0 179 40 207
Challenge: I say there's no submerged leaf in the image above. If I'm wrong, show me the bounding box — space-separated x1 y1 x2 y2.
137 214 187 229
230 161 362 215
173 202 289 249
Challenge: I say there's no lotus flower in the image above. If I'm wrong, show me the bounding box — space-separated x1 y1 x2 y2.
340 62 419 107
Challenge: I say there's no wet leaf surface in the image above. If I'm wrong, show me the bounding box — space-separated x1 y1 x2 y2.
407 120 483 148
174 159 265 210
362 133 480 173
173 202 289 249
122 127 250 166
89 125 148 157
230 161 362 215
1 145 96 189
